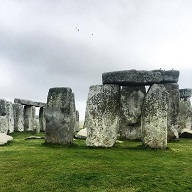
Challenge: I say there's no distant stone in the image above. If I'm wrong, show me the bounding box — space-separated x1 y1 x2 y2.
75 128 87 139
152 69 180 83
164 83 180 141
179 89 192 98
119 86 146 140
0 99 8 133
39 107 46 132
24 106 36 131
0 133 13 145
180 129 192 138
141 84 169 149
25 136 45 140
85 84 120 147
75 110 80 132
14 98 46 107
13 103 24 132
6 102 14 133
102 70 162 86
45 87 75 145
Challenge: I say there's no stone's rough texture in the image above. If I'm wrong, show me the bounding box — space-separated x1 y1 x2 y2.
39 107 46 132
0 99 8 133
14 98 46 107
0 133 13 145
75 110 80 132
164 83 180 141
6 102 14 133
119 86 146 140
180 129 192 138
141 84 169 149
34 117 40 134
102 70 162 86
13 103 24 132
179 89 192 98
153 70 180 83
24 106 36 131
178 98 192 133
71 93 76 134
45 87 75 145
75 128 87 139
85 85 120 147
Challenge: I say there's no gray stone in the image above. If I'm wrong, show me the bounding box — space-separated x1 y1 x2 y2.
179 89 192 98
85 84 120 147
180 129 192 138
34 117 40 134
13 103 24 132
141 84 169 149
119 86 146 140
39 107 46 132
14 98 46 107
178 98 192 134
75 110 80 132
45 87 75 145
0 133 13 145
152 69 180 83
164 83 180 141
71 93 76 133
0 99 8 133
75 128 87 139
24 105 36 131
102 70 162 86
6 102 14 133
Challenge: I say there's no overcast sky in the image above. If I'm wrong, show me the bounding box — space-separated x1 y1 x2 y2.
1 0 192 120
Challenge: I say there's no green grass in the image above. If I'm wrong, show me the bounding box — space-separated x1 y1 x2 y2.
1 132 192 192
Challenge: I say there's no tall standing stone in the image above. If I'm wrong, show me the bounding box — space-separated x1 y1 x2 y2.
39 107 46 132
75 110 80 132
85 84 120 147
13 103 24 132
141 84 169 149
119 86 146 140
45 87 75 145
0 99 8 133
24 105 36 131
6 102 14 133
164 83 180 141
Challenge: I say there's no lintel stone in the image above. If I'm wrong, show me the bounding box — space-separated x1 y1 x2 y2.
14 98 46 107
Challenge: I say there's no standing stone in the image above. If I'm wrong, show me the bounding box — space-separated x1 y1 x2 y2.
13 103 24 132
71 93 76 134
0 99 8 133
141 84 169 149
119 86 146 140
6 102 14 133
24 105 36 131
39 107 46 132
75 110 80 132
85 84 120 147
164 83 180 141
178 98 192 133
45 87 75 145
34 116 40 134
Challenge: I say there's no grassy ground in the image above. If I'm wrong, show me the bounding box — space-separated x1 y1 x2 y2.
1 132 192 192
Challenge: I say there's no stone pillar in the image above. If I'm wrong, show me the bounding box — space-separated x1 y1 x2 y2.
0 99 8 133
85 84 120 147
71 92 76 134
39 107 46 132
178 89 192 133
6 101 14 133
24 105 36 131
141 84 169 149
164 83 180 141
13 103 24 132
45 87 75 145
75 110 80 132
119 86 146 140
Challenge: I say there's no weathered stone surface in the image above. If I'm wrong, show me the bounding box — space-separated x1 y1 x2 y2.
152 70 180 83
85 84 120 147
24 105 36 131
71 93 76 133
14 98 46 107
75 110 80 132
13 103 24 132
180 129 192 138
119 86 146 140
75 128 87 139
34 117 40 134
141 84 169 149
179 89 192 98
102 70 162 86
0 133 13 145
178 98 192 134
0 99 8 133
45 87 75 145
39 107 46 132
6 102 14 133
164 83 180 141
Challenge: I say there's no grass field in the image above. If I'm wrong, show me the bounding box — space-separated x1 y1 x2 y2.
1 132 192 192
